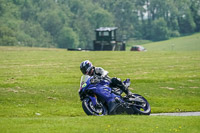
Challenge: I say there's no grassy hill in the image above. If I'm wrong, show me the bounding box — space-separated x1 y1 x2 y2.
127 33 200 51
141 33 200 51
0 46 200 132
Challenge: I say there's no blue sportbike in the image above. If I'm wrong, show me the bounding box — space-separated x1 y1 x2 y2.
79 75 151 116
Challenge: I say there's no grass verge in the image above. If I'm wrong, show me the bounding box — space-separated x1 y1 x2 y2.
0 46 199 132
0 116 200 133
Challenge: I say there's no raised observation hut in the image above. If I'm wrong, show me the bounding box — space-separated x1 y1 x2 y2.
93 27 125 51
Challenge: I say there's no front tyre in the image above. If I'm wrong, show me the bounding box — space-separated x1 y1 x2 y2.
82 97 108 116
131 94 151 115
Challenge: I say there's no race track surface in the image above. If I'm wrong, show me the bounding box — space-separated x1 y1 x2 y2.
151 112 200 116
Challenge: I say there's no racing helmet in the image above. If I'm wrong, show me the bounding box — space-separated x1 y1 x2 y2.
80 60 93 75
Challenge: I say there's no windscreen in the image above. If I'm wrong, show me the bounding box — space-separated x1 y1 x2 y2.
80 75 90 87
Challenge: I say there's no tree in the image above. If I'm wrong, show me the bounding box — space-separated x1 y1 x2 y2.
112 0 137 39
150 18 170 41
0 0 6 16
0 0 199 48
20 21 54 47
56 26 79 48
91 8 114 28
178 11 196 34
38 10 63 36
0 26 17 46
190 0 200 32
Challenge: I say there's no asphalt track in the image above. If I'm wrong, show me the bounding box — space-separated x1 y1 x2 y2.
151 112 200 116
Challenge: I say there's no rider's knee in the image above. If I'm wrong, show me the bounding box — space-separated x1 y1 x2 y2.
111 77 122 87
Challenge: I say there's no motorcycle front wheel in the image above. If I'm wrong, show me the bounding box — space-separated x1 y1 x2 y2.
82 97 108 116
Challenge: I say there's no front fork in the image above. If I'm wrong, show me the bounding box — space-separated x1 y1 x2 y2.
89 95 100 107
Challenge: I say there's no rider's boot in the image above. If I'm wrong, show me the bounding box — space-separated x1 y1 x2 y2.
118 83 133 97
123 86 133 97
123 78 131 88
122 79 133 97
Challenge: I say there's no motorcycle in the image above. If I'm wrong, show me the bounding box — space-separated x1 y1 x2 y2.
79 75 151 116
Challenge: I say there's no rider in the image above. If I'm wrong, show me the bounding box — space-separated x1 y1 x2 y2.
80 60 133 97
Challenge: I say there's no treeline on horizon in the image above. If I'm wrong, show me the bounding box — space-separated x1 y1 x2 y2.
0 0 200 49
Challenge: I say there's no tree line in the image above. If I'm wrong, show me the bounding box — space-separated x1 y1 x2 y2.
0 0 199 49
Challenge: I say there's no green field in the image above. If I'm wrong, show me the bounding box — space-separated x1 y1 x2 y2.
127 33 200 51
0 44 200 132
0 116 200 133
142 33 200 51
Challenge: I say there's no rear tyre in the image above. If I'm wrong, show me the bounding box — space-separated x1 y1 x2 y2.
131 94 151 115
82 97 108 116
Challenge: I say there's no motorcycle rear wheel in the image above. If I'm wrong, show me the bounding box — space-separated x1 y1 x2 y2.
82 97 108 116
131 94 151 115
